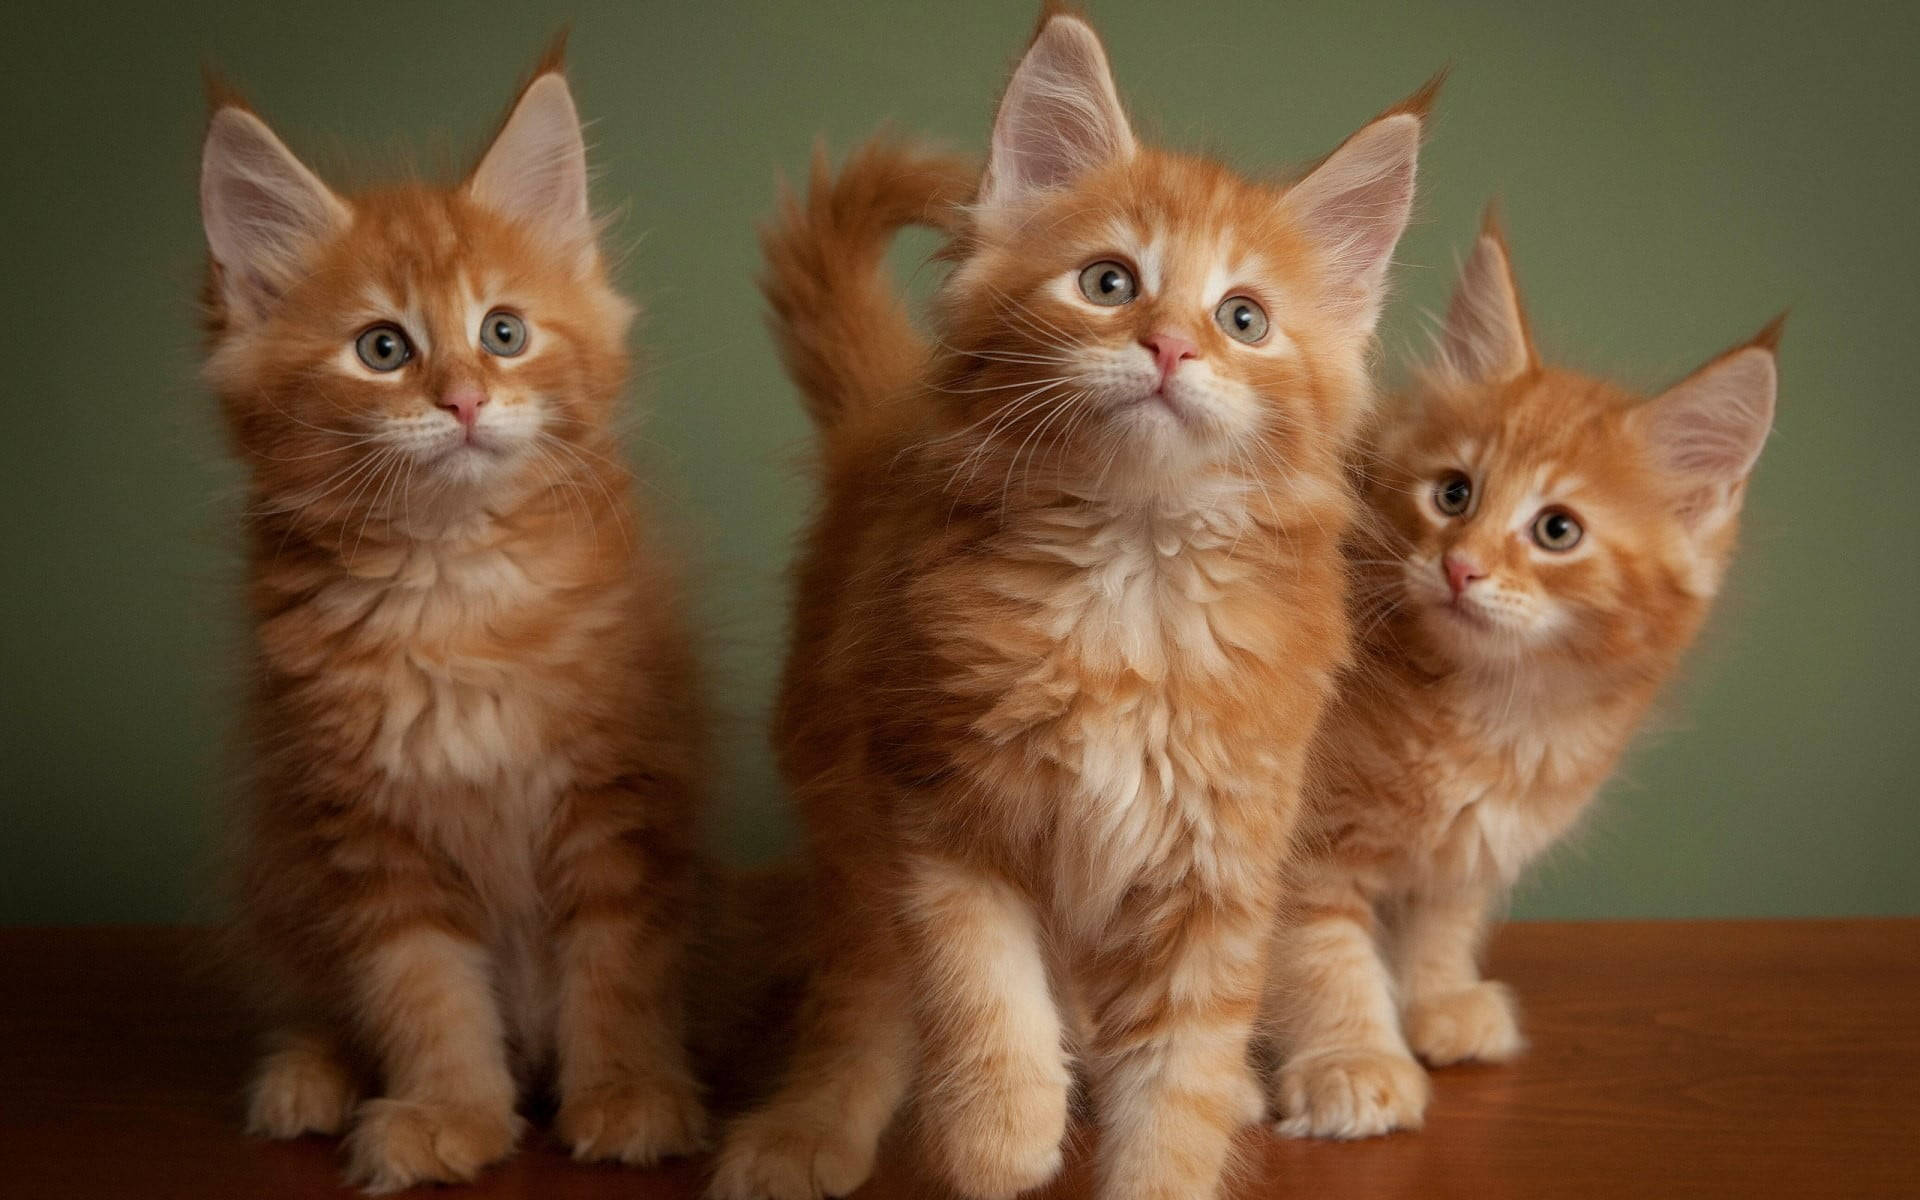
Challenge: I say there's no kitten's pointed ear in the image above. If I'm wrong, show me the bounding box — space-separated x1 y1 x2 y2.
1285 74 1439 335
1635 316 1783 530
977 11 1136 223
200 103 349 325
1439 206 1536 385
467 64 594 264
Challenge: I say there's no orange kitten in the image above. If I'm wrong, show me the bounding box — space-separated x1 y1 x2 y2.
711 11 1430 1199
200 52 708 1190
1263 209 1780 1139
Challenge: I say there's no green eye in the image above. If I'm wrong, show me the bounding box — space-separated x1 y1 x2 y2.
480 310 527 357
355 324 412 372
1077 260 1137 306
1533 508 1583 551
1433 471 1473 517
1214 296 1269 344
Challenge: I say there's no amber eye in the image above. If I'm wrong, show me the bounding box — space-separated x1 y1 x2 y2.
480 310 527 357
1214 296 1269 344
1077 260 1138 306
1433 472 1473 517
355 324 412 372
1533 508 1583 551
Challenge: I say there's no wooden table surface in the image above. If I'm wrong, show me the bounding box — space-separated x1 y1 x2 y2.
2 920 1915 1199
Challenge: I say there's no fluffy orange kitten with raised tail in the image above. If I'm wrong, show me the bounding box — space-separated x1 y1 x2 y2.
1264 209 1780 1139
711 10 1431 1199
199 49 708 1191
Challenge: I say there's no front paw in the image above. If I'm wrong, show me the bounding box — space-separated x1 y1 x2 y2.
557 1077 709 1165
1272 1047 1429 1140
709 1101 884 1200
920 1072 1069 1200
341 1098 522 1194
1406 981 1525 1067
245 1039 356 1139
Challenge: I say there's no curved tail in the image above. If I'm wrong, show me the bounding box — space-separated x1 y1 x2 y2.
760 136 976 434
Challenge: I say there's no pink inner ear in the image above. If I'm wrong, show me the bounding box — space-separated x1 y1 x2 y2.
200 108 347 318
467 74 592 251
1648 348 1777 484
1442 235 1531 385
1284 113 1420 329
979 16 1134 213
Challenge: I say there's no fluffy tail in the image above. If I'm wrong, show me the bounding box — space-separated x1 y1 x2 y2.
760 136 976 434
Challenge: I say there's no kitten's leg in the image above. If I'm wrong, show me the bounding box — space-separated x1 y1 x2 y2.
1085 900 1270 1200
1265 884 1428 1139
1397 885 1523 1066
338 922 523 1193
708 865 914 1200
246 1025 358 1138
901 854 1069 1200
547 786 708 1165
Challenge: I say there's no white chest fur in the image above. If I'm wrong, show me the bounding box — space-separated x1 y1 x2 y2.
1423 667 1627 888
1006 497 1282 928
281 536 581 854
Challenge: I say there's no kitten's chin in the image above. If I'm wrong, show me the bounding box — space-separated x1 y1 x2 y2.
401 439 543 518
1419 600 1534 664
1081 400 1240 495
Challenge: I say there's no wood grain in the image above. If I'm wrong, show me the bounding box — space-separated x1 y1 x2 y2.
1 920 1914 1199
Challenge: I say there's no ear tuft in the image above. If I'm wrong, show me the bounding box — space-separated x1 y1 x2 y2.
1284 104 1423 335
977 13 1135 221
1384 66 1449 123
1438 203 1535 385
200 65 250 114
467 70 594 263
1748 309 1789 353
200 105 348 325
531 27 570 77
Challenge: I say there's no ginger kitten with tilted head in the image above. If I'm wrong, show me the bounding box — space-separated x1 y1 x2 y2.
711 9 1433 1199
200 48 708 1191
1264 209 1780 1139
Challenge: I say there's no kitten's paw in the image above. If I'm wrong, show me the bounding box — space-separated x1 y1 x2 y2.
341 1098 521 1194
708 1103 882 1200
557 1077 709 1165
245 1037 356 1139
921 1073 1069 1200
1272 1047 1429 1140
1406 980 1525 1067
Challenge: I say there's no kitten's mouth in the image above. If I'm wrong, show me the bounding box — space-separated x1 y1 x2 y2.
1436 597 1492 629
1141 386 1189 423
422 433 505 467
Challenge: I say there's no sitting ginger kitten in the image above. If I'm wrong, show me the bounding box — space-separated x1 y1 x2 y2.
1264 209 1781 1139
200 51 709 1190
713 11 1433 1200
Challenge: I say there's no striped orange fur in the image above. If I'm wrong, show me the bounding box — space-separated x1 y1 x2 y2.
712 10 1433 1200
199 49 709 1191
1263 209 1781 1139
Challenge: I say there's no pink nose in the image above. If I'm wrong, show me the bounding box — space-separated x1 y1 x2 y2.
1143 333 1199 384
439 388 489 428
1444 553 1486 598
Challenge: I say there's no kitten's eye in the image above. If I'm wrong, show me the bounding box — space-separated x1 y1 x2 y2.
1214 296 1269 344
480 311 528 357
1433 472 1473 517
355 324 412 372
1077 260 1138 307
1532 508 1583 551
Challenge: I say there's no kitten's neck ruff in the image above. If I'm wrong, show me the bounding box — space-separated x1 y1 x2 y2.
254 447 631 569
937 443 1346 545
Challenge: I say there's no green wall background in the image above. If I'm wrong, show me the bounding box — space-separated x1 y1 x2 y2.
3 1 1915 924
